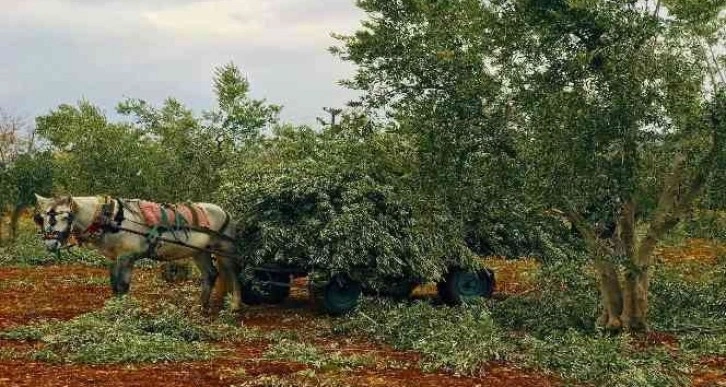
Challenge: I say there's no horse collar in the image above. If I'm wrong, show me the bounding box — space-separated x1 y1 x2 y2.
78 197 125 241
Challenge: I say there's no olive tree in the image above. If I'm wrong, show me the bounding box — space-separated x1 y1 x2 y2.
0 111 51 242
336 0 726 331
504 0 726 332
35 63 280 203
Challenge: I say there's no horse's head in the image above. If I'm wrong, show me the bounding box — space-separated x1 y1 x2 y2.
34 194 78 252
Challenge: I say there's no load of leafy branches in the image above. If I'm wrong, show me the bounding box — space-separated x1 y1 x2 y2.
219 121 475 283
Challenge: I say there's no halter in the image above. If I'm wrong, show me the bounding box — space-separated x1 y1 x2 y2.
34 207 75 246
34 196 123 248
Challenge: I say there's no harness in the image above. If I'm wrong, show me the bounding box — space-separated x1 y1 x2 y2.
36 196 236 259
67 197 125 244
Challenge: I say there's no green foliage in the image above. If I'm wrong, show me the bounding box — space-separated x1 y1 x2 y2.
649 260 726 332
0 297 246 364
670 209 726 241
0 220 51 266
34 62 280 203
235 371 349 387
334 0 542 260
207 62 281 148
523 331 687 387
490 261 599 335
465 202 586 260
336 260 715 386
0 218 106 267
264 340 374 371
1 151 54 209
335 299 512 374
489 256 726 337
36 101 156 197
681 333 726 357
220 123 473 283
338 0 726 255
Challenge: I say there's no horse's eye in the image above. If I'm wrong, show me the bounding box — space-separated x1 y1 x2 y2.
33 214 44 226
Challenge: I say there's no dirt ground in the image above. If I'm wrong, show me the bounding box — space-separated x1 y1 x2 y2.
0 264 557 387
1 241 724 386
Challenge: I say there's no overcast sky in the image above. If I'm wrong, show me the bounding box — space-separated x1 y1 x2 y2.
0 0 364 126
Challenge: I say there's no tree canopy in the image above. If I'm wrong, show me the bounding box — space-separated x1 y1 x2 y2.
335 0 726 330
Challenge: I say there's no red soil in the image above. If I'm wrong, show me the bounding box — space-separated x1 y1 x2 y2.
692 356 726 387
0 264 557 387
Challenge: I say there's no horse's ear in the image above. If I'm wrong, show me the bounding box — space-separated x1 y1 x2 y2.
35 194 51 208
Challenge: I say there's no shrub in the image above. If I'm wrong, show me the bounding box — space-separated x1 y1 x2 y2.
649 261 726 332
666 210 726 243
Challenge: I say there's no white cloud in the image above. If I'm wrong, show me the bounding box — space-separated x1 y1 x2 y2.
2 0 143 38
0 0 363 125
142 0 360 48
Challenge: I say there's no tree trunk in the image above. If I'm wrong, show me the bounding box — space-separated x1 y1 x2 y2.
0 213 5 245
595 260 623 330
617 199 649 332
621 268 649 332
9 205 21 242
594 261 650 333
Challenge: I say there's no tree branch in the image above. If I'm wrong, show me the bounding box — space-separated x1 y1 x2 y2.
637 111 723 265
552 207 615 259
617 198 636 260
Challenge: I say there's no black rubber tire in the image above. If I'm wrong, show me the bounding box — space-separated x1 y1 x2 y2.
309 275 362 316
437 267 495 305
241 270 291 305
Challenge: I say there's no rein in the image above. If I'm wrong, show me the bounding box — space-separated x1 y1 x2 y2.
104 223 240 260
39 196 237 259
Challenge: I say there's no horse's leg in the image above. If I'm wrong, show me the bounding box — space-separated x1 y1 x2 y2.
110 253 140 295
192 253 218 313
217 257 242 312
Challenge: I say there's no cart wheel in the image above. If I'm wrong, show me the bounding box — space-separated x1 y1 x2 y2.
242 270 291 305
438 267 495 305
309 275 362 316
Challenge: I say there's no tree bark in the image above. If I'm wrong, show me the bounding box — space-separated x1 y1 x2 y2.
9 205 22 242
0 213 5 245
621 268 649 332
595 260 623 330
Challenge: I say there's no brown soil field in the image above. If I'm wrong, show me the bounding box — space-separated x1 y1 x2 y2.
0 264 557 387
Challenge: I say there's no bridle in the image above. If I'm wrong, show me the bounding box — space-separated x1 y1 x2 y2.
34 207 76 248
33 196 119 249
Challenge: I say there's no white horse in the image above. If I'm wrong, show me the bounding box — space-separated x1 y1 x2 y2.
34 194 242 312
